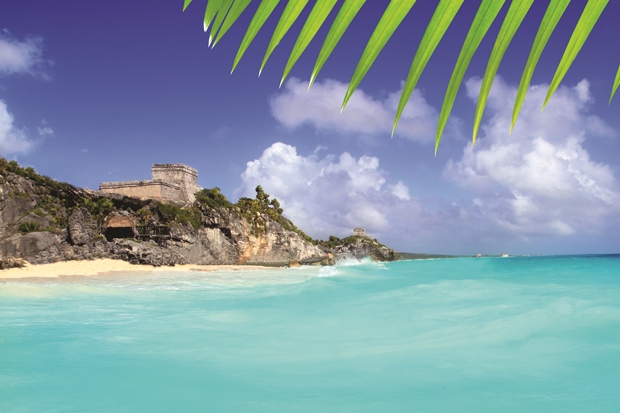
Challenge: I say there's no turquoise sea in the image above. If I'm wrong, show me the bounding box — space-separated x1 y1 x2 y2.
1 255 619 412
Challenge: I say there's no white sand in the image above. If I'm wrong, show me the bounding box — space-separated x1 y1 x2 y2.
0 259 280 280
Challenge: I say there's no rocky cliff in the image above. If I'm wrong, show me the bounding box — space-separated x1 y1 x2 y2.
0 160 399 267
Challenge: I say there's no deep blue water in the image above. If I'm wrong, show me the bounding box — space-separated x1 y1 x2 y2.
1 255 619 412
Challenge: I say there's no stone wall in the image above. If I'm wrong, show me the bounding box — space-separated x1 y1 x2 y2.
151 164 200 203
99 164 201 203
99 180 181 200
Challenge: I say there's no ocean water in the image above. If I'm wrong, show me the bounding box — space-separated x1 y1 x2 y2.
1 255 619 412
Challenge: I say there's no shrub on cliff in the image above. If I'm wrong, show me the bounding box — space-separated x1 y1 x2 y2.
154 203 201 230
195 187 232 210
18 221 41 235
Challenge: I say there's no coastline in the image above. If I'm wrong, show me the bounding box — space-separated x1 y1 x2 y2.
0 259 281 280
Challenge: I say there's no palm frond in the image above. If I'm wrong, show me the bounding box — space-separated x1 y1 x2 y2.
393 0 464 137
212 0 252 47
611 64 620 104
185 0 616 151
511 0 570 134
435 0 506 154
281 0 338 86
472 0 534 144
260 0 311 76
231 0 281 73
207 0 234 46
543 0 609 109
342 0 419 111
309 0 366 88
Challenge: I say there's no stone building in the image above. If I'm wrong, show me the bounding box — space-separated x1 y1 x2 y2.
100 164 201 203
353 228 371 239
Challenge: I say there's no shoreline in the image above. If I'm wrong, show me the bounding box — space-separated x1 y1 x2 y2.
0 259 282 280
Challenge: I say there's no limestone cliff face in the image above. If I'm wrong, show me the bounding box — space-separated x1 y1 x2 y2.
0 163 399 268
0 165 326 267
328 237 400 262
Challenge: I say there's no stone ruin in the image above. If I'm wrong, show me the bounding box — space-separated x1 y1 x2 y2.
99 164 202 203
353 228 371 239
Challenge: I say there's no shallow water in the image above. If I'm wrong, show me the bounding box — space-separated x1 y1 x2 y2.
1 256 619 412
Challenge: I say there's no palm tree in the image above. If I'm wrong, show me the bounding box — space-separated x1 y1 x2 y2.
182 0 619 152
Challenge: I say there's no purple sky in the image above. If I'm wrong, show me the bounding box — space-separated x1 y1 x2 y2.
1 0 620 254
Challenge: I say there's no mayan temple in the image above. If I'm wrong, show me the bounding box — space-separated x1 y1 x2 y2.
99 164 201 203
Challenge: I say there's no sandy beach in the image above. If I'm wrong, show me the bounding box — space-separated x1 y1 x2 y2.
0 259 280 280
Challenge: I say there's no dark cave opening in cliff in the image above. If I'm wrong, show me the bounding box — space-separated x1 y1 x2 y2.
105 227 135 242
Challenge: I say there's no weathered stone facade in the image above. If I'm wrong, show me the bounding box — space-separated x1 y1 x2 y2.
353 228 371 239
99 164 201 203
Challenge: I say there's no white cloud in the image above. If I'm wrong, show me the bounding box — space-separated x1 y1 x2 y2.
237 142 421 240
38 126 54 136
239 77 620 254
0 100 34 154
270 78 438 143
445 77 620 237
0 31 46 77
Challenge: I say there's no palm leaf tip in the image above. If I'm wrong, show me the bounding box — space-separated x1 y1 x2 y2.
510 0 571 133
610 64 620 104
472 0 534 144
435 0 507 150
543 0 609 109
259 0 311 78
342 0 419 111
310 0 367 93
280 0 339 87
393 0 465 141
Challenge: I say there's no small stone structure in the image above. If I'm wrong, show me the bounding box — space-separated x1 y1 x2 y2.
353 228 371 239
100 164 201 203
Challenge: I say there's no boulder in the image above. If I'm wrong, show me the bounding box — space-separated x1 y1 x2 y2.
68 208 97 245
112 239 185 266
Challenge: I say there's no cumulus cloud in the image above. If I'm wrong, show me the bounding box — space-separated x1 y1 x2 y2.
270 78 438 143
0 100 34 154
0 31 47 77
445 77 620 237
237 142 425 240
242 77 620 253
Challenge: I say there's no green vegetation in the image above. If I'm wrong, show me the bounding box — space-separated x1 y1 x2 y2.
80 198 114 217
1 157 316 243
18 221 41 235
184 0 616 152
234 186 312 240
0 158 73 193
154 203 202 230
195 187 233 209
317 234 386 249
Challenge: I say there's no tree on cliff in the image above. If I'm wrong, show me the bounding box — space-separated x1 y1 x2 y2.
182 0 618 153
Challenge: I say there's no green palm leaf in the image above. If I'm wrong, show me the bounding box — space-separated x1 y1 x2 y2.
260 0 311 76
232 0 282 73
393 0 464 137
472 0 534 144
202 0 224 32
190 0 617 152
208 0 234 46
611 64 620 104
543 0 609 109
511 0 570 133
435 0 507 154
309 0 366 88
281 0 338 87
342 0 418 111
212 0 253 47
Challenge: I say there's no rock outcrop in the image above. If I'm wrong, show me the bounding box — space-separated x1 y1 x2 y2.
0 160 398 267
